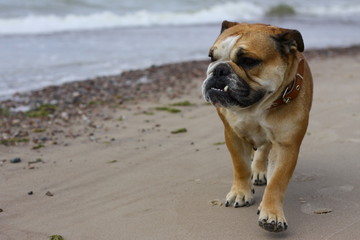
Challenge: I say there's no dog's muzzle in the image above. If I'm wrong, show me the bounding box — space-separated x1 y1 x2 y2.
203 63 265 108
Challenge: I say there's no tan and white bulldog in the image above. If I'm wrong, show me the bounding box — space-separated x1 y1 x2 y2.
202 21 313 232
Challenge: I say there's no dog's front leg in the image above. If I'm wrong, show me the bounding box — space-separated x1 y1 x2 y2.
224 126 254 208
257 142 300 232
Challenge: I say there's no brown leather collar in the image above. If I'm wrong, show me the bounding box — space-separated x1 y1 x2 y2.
270 59 304 109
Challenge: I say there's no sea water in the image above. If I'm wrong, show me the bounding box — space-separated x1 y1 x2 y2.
0 0 359 98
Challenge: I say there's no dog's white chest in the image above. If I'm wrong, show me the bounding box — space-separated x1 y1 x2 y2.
227 111 269 148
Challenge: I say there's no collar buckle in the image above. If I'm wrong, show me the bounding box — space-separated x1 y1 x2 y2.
270 58 304 109
282 86 291 104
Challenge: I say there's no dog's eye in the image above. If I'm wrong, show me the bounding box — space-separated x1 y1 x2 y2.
238 57 261 68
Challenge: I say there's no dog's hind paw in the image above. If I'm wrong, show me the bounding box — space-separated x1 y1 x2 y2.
251 171 267 186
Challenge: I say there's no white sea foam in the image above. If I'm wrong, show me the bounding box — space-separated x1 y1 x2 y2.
298 3 360 16
0 2 263 35
1 1 360 35
1 0 360 35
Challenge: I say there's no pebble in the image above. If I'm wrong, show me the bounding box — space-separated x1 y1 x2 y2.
14 130 29 138
10 157 22 163
28 191 33 195
60 112 69 121
11 119 21 125
313 208 332 214
40 137 49 142
72 91 80 98
28 158 44 164
45 191 54 197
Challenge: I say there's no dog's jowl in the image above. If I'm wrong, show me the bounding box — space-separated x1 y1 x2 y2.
202 21 313 232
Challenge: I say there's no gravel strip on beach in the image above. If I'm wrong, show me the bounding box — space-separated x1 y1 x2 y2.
1 45 360 147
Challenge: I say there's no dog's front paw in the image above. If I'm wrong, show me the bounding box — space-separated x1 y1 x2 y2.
225 185 253 208
257 204 288 232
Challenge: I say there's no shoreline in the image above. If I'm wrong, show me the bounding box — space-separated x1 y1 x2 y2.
1 45 360 145
2 44 360 104
2 16 360 98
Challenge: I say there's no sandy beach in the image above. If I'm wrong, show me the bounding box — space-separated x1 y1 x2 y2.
1 47 360 239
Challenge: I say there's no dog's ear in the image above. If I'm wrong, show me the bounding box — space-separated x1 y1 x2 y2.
274 29 304 53
220 20 238 34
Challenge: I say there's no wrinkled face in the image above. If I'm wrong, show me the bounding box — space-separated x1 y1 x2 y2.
202 23 300 109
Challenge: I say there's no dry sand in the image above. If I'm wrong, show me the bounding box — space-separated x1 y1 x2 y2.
1 53 360 240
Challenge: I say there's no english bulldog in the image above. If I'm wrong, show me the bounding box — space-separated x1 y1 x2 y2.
202 21 313 232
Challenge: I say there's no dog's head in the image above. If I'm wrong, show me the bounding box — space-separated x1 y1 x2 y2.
202 21 304 109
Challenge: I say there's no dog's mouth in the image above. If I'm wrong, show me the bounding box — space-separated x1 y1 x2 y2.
204 75 265 108
211 84 230 94
205 81 241 107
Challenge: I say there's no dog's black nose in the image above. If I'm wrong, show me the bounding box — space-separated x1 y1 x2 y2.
213 63 231 78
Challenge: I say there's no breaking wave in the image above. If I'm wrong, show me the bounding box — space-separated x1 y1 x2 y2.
0 1 359 35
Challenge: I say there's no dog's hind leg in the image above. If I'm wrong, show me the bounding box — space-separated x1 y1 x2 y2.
251 143 271 186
